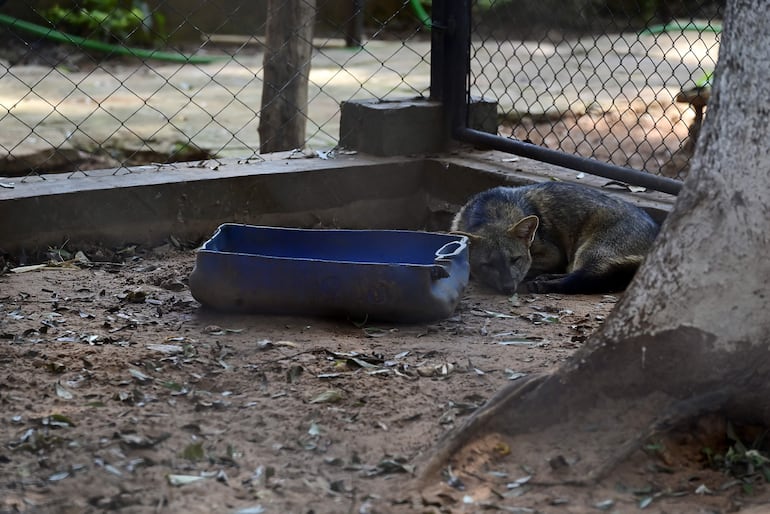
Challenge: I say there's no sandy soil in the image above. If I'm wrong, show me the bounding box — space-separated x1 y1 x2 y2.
1 249 768 514
500 100 696 181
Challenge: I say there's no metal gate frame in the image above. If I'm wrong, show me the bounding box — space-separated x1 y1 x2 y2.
430 0 683 196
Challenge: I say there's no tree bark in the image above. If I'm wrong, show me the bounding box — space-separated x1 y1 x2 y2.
258 0 316 153
419 0 770 496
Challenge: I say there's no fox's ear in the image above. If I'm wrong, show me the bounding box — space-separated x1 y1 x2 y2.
450 230 483 244
508 215 539 245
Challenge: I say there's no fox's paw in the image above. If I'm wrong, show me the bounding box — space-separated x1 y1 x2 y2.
524 280 558 294
523 274 568 294
531 273 566 282
521 280 548 293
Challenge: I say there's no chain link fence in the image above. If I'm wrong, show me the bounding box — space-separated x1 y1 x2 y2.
469 0 721 180
0 1 720 182
0 0 430 178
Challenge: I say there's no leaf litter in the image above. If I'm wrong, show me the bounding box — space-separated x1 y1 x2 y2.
1 251 766 512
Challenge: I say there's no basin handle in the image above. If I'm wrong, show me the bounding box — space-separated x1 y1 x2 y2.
431 237 468 281
434 238 467 260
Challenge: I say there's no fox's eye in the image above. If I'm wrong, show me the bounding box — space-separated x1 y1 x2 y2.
509 256 522 265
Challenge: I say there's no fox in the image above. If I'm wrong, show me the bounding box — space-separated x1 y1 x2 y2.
451 182 660 294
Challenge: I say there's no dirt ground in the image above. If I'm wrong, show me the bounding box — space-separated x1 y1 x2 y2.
499 100 696 182
1 249 768 514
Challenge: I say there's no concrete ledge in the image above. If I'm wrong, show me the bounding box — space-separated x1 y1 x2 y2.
1 153 516 256
1 155 430 256
0 150 674 258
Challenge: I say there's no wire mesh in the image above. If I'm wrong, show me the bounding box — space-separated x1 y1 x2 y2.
0 1 430 179
0 1 720 182
469 0 721 180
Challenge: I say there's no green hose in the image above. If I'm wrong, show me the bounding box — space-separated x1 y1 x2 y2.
409 0 431 30
641 21 722 35
0 13 223 64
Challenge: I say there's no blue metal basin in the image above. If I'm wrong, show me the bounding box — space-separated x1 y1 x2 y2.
189 224 469 322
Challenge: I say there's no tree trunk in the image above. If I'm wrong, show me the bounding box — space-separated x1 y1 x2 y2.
258 0 316 153
419 0 770 498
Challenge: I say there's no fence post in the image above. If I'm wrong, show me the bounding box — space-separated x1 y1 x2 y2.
345 0 365 47
258 0 317 153
444 0 471 138
431 0 471 142
429 0 446 102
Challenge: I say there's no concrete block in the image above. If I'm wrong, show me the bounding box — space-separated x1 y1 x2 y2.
340 98 445 156
340 97 499 156
468 97 499 135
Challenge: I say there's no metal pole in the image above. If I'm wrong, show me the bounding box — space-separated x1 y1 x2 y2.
444 0 471 135
457 127 683 195
345 0 365 48
429 0 447 101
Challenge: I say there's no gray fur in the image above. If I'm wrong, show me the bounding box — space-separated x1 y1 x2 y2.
451 182 660 294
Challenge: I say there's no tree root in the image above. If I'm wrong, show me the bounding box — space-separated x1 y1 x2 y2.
416 327 752 505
